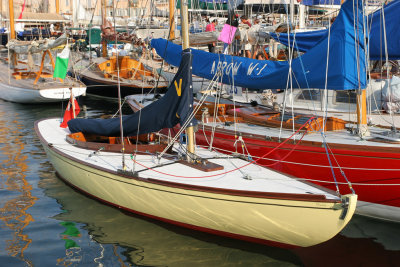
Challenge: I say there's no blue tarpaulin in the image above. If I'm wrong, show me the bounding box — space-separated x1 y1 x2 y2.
368 0 400 60
271 0 400 60
68 49 196 136
152 0 366 90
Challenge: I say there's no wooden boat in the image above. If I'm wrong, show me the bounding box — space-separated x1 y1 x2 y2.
35 117 357 248
0 55 86 103
0 1 86 104
36 4 356 248
76 0 168 99
78 56 169 98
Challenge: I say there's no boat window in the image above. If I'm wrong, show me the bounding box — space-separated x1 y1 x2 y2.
335 90 357 104
297 89 321 101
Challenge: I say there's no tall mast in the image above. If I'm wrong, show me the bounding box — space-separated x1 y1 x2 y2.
1 0 3 29
356 1 369 138
8 0 15 40
299 3 305 29
168 0 175 40
101 0 107 57
72 0 77 27
55 0 59 14
290 0 294 28
180 0 195 160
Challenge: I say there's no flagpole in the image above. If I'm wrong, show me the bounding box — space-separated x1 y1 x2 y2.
70 88 76 118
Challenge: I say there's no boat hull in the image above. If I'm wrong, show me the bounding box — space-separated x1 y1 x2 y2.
0 83 86 103
36 119 357 248
81 74 167 99
196 127 400 222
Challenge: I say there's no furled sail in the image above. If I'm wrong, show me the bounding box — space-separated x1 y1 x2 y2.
68 49 196 137
7 33 67 54
152 0 366 90
270 0 400 60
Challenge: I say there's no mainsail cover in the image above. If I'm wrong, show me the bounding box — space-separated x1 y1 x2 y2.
68 49 196 137
270 0 400 60
152 0 366 90
368 0 400 60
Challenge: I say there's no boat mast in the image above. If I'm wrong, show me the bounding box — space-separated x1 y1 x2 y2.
8 0 15 40
101 0 107 57
290 0 294 28
55 0 59 14
356 88 368 136
180 0 195 160
168 0 175 40
299 2 305 29
356 1 369 138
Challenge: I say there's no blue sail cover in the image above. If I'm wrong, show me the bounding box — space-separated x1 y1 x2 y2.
68 49 196 137
270 29 326 53
271 0 400 60
368 0 400 60
152 0 366 90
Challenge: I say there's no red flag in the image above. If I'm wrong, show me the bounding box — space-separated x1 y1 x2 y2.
18 0 26 20
60 97 81 128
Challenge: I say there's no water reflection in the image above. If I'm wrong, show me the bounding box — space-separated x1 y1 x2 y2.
0 108 37 266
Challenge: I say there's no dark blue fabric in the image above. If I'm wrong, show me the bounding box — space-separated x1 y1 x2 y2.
271 0 400 60
152 0 366 90
68 49 196 136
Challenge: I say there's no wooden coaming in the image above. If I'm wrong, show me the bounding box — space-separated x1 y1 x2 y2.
98 56 156 81
67 132 169 154
225 106 346 133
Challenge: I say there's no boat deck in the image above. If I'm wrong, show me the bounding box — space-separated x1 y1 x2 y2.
37 118 340 200
0 61 84 90
78 58 169 89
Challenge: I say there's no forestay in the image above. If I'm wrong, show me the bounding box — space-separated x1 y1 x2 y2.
152 0 366 90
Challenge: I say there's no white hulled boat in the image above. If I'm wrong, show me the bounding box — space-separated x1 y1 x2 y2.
0 1 86 104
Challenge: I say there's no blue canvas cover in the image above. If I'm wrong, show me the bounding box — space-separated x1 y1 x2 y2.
271 0 400 60
368 0 400 60
68 49 196 137
152 0 366 90
270 29 326 53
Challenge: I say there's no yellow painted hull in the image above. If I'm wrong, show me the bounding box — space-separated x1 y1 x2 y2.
41 141 357 248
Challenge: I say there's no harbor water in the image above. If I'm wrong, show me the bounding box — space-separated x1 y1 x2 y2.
1 96 400 266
